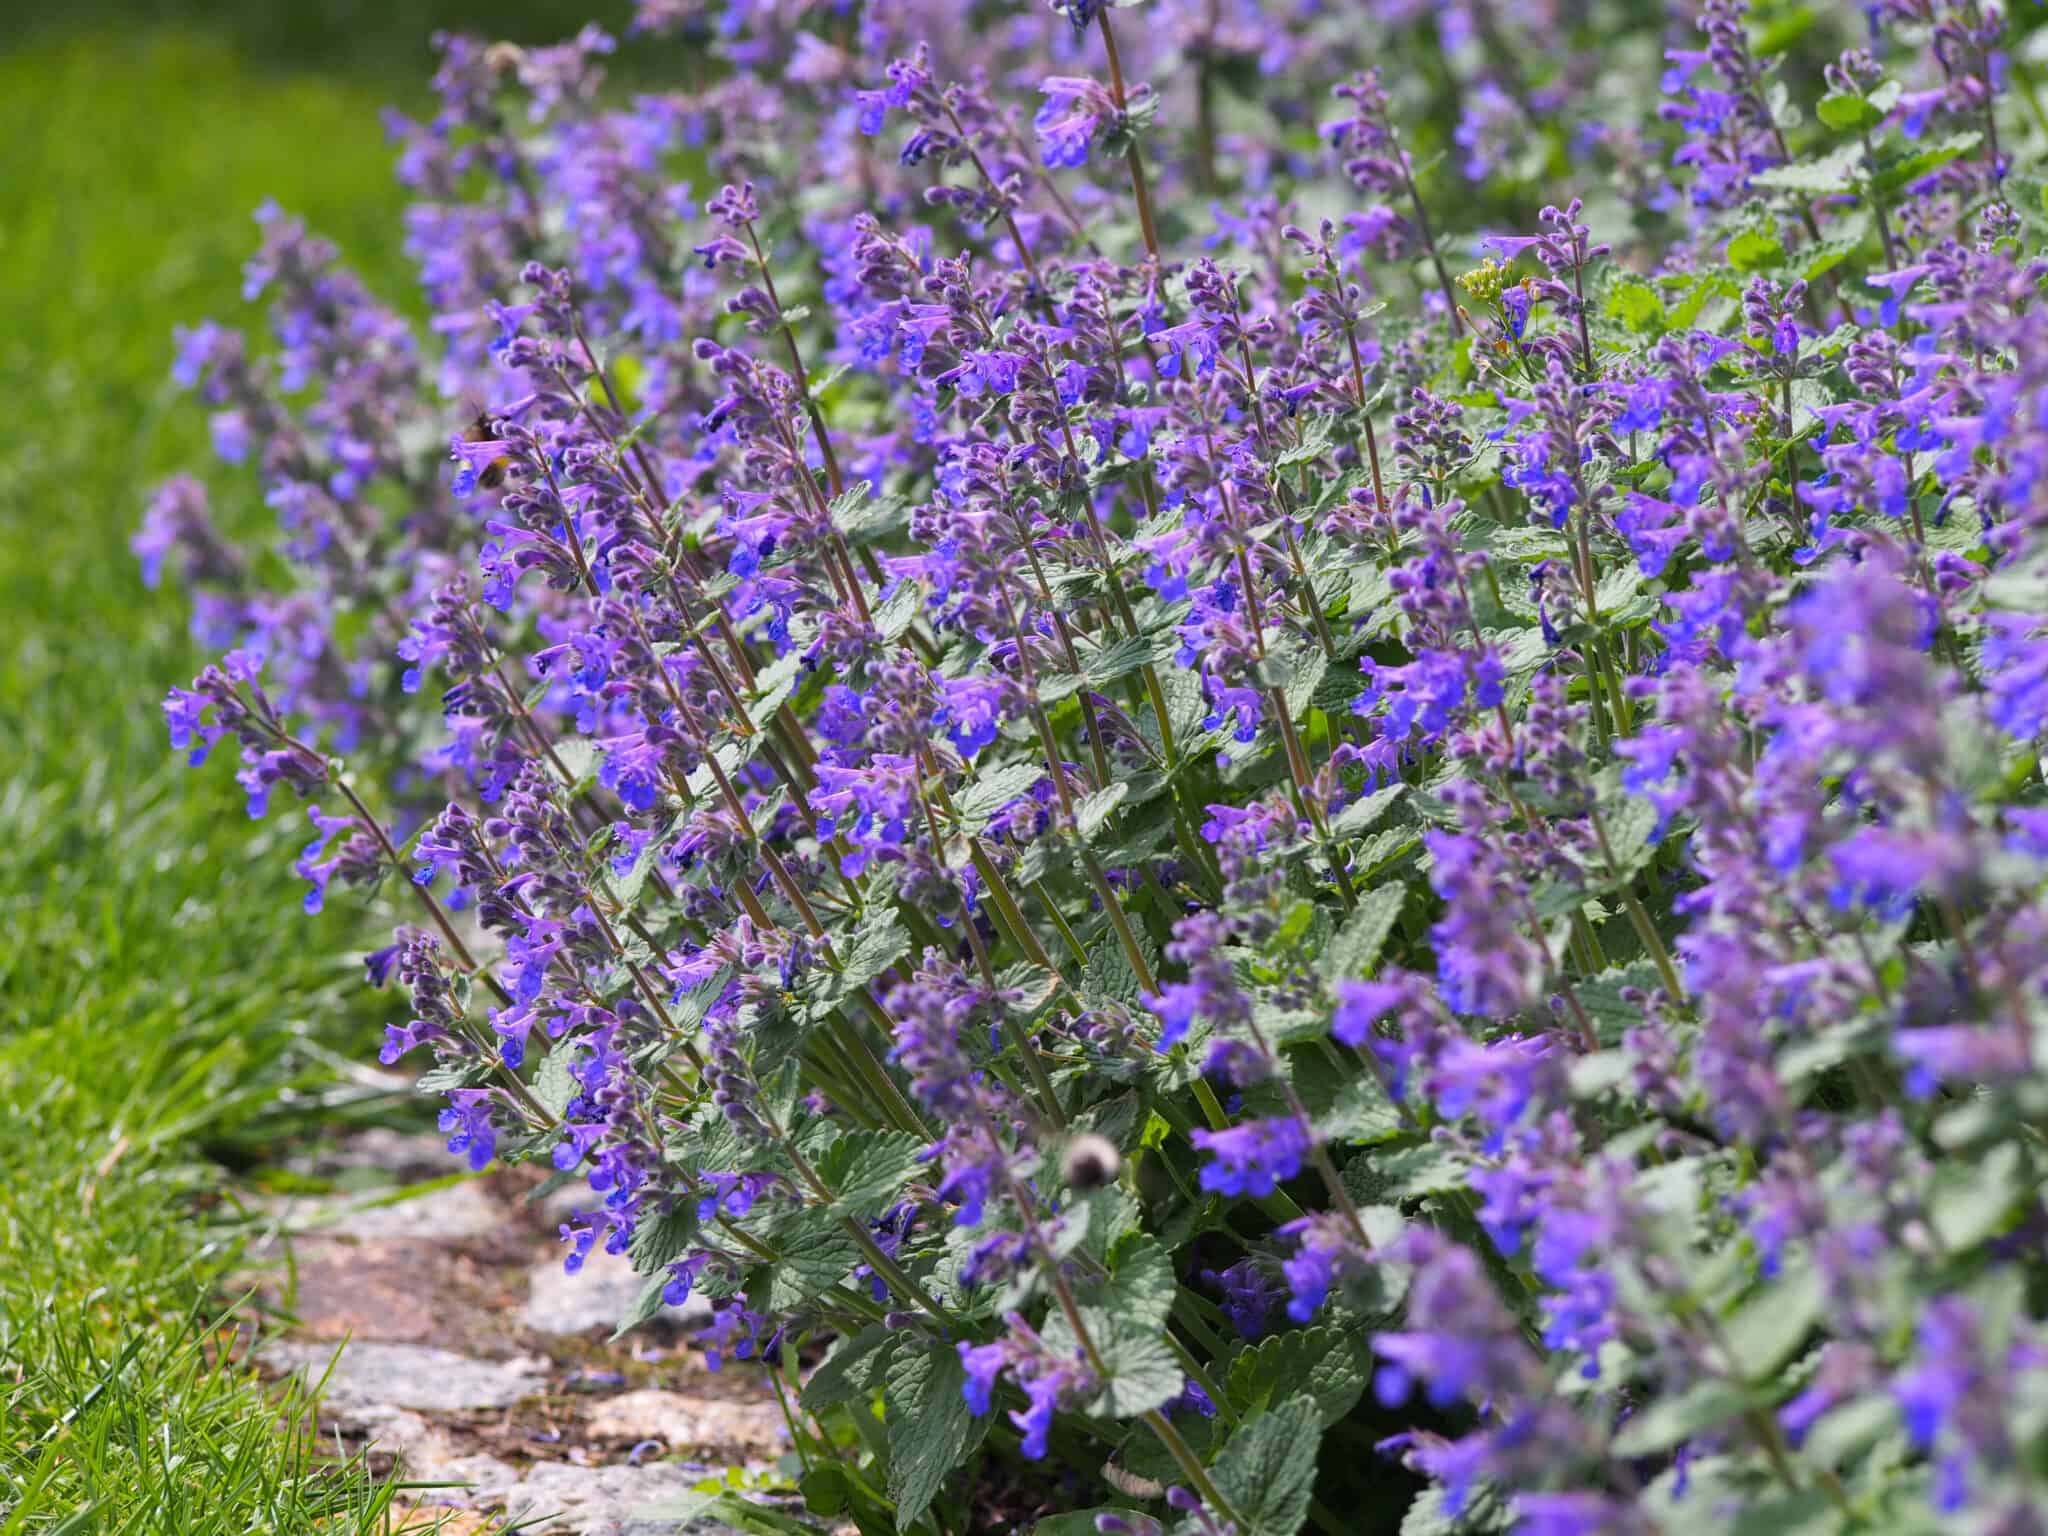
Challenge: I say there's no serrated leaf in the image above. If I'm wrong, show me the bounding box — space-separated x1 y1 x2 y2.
552 736 600 788
1399 1483 1511 1535
1212 1394 1324 1536
1077 1233 1177 1332
1802 1392 1898 1469
814 1130 925 1221
1596 795 1660 886
886 1341 981 1530
1573 959 1663 1042
959 762 1047 832
1082 929 1144 1006
1604 273 1665 333
848 910 910 981
1727 227 1786 272
1329 783 1407 841
1750 144 1865 195
876 580 923 642
611 1269 676 1340
762 1204 861 1312
1929 1140 2024 1251
532 1045 581 1119
1344 1141 1469 1202
1871 132 1981 196
1276 414 1336 467
1318 880 1407 981
1816 91 1878 133
802 1324 900 1415
1225 1327 1370 1427
1080 632 1161 687
1719 1263 1824 1381
1283 648 1329 720
1075 781 1129 839
627 1200 701 1272
1092 1314 1183 1418
1295 1063 1401 1143
746 650 806 731
1611 1378 1748 1456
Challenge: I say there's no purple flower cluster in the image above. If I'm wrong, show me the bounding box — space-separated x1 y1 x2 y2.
146 1 2048 1531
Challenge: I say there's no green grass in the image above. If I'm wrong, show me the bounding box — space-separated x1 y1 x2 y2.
0 15 580 1528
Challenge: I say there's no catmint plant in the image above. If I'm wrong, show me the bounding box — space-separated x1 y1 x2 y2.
145 1 2048 1532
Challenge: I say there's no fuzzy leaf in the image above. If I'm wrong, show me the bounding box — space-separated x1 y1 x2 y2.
886 1340 981 1529
1318 879 1408 981
1077 1232 1177 1333
762 1205 861 1312
532 1045 581 1119
1093 1315 1183 1419
959 762 1047 831
814 1130 925 1221
1718 1263 1824 1380
1611 1378 1748 1457
800 1324 899 1415
1929 1140 2025 1251
1081 632 1162 686
1750 144 1864 195
1295 1062 1401 1143
1399 1484 1511 1535
1212 1394 1324 1536
1075 781 1129 840
1224 1327 1370 1427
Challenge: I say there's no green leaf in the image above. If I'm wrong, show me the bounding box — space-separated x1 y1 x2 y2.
1276 414 1336 467
1076 781 1129 840
1329 783 1406 841
1727 227 1785 272
959 762 1047 832
1225 1327 1370 1427
815 1131 925 1221
532 1045 581 1120
1573 959 1663 1042
1344 1141 1468 1202
875 579 923 642
800 1324 899 1415
1815 90 1878 133
1751 144 1865 195
1080 632 1161 687
1283 648 1329 720
1604 273 1665 334
627 1200 701 1272
611 1268 678 1339
1596 795 1659 886
1078 1232 1177 1332
886 1341 981 1530
1399 1484 1511 1535
762 1205 862 1312
1295 1063 1401 1144
1718 1264 1824 1381
1929 1140 2025 1251
1212 1394 1324 1536
1318 879 1407 981
1091 1314 1184 1418
1611 1378 1748 1457
1870 131 1981 196
1082 930 1145 1006
746 650 806 732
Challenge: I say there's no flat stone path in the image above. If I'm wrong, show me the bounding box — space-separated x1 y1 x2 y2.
249 1131 796 1535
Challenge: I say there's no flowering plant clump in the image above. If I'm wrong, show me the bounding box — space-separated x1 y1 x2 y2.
143 0 2048 1530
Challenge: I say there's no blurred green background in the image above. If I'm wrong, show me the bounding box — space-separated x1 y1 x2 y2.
0 4 622 1524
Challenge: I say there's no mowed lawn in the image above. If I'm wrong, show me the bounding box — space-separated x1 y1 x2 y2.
0 12 588 1526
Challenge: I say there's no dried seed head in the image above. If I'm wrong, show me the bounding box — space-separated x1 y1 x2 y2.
1061 1132 1121 1191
